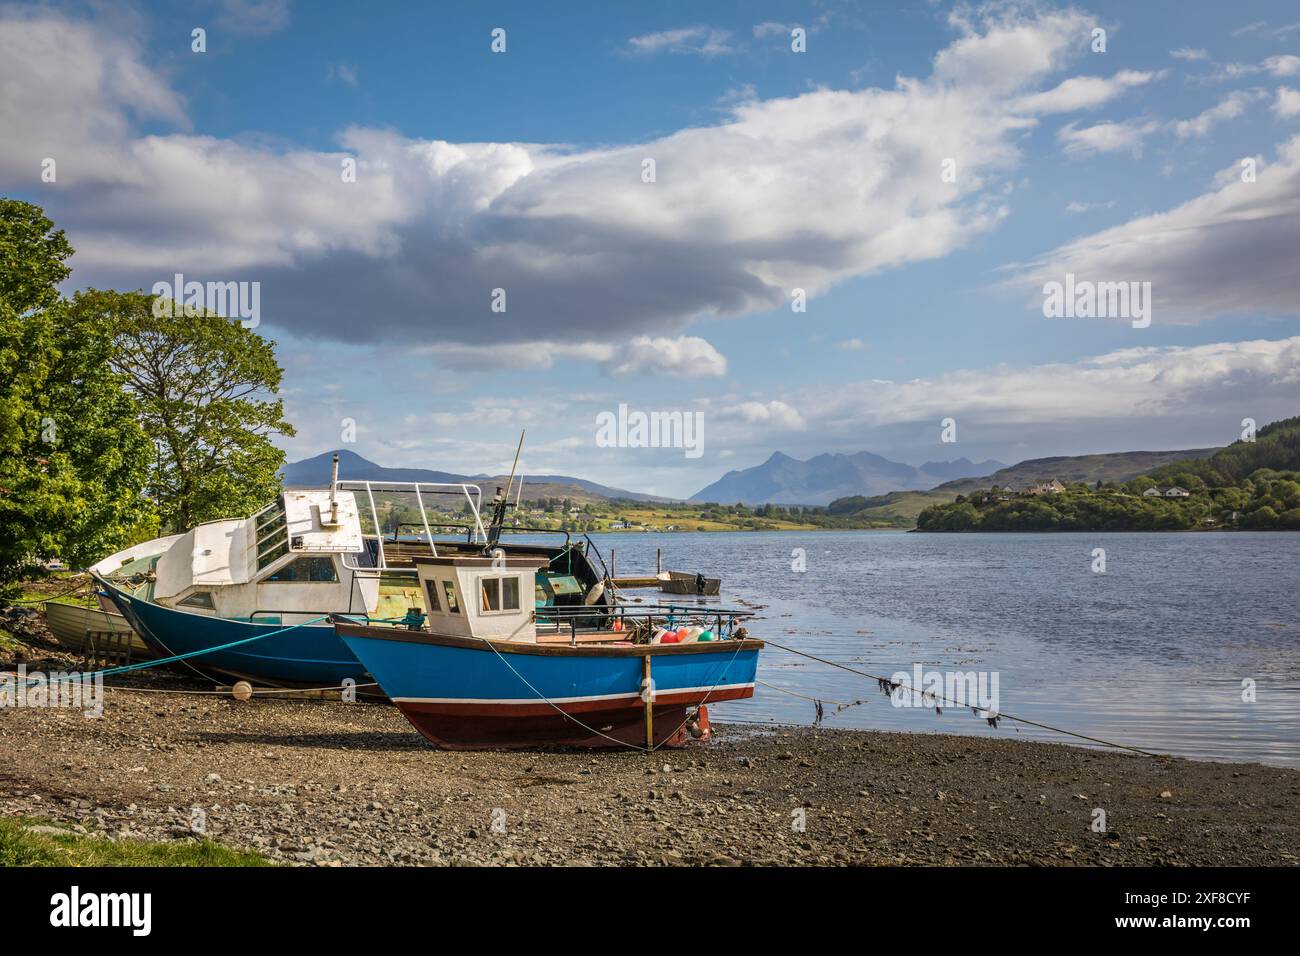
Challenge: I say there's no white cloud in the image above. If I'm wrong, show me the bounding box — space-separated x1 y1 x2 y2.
717 83 758 105
1058 118 1161 156
1009 136 1300 322
23 2 1257 354
1274 87 1300 119
1265 55 1300 77
1207 55 1300 83
717 401 806 431
839 337 866 350
1174 89 1265 138
418 341 613 372
216 0 290 36
1064 199 1115 213
668 336 1300 480
327 62 358 86
732 337 1300 456
0 8 188 178
932 6 1093 95
600 336 728 377
4 3 1083 348
1012 70 1162 114
753 21 790 38
626 26 734 56
417 335 726 377
1170 48 1209 62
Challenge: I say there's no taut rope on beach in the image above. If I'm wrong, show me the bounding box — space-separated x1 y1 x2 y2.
759 637 1167 759
7 604 1167 757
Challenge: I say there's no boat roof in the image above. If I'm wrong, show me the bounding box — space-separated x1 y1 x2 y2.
282 490 363 553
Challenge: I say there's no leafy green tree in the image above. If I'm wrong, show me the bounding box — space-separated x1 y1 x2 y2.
69 289 295 531
1128 476 1157 494
0 200 155 593
1243 505 1279 529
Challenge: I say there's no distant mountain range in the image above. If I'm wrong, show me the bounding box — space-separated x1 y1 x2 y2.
282 443 1230 512
688 451 1006 506
280 450 671 503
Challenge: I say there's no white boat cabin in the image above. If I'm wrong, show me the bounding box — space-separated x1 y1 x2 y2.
94 490 378 623
413 555 547 642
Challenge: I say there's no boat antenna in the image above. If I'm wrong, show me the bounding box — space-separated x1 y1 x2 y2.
328 452 340 525
487 430 525 547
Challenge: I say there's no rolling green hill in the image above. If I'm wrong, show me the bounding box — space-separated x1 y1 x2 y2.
934 448 1219 494
912 414 1300 532
1146 415 1300 486
823 447 1221 527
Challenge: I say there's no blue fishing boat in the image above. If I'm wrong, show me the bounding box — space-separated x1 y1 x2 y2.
333 554 763 749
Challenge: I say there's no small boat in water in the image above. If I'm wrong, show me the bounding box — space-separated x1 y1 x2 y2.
333 554 762 749
90 453 616 690
658 569 722 596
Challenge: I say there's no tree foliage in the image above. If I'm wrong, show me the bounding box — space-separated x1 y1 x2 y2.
71 289 296 531
0 200 155 591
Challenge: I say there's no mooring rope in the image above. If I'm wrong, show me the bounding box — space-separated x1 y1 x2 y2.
4 616 330 687
8 599 1165 758
757 678 868 711
759 637 1165 758
99 681 380 697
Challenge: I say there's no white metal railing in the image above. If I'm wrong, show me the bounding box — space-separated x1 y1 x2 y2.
337 480 487 573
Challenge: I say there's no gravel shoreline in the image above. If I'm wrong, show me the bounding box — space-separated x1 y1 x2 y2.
3 682 1299 866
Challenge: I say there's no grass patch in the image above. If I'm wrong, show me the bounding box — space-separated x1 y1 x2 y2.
18 572 99 608
0 817 274 867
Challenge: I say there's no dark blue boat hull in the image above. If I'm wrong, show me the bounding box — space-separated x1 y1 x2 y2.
101 582 374 690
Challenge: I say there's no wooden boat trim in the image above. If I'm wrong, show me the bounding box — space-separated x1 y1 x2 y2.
391 687 754 716
333 619 763 657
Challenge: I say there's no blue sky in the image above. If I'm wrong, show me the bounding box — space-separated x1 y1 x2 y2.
4 0 1300 497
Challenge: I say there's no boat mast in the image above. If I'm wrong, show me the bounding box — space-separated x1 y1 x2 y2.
327 452 340 525
486 431 524 547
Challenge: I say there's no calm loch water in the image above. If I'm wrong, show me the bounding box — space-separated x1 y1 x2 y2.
584 530 1300 767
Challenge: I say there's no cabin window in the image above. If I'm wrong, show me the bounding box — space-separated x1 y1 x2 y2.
479 575 521 614
441 580 461 614
255 499 290 570
423 580 442 614
178 591 215 609
255 499 286 536
265 556 338 582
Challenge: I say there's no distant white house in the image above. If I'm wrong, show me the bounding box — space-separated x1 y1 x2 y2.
609 520 629 529
1023 479 1066 496
1143 486 1191 498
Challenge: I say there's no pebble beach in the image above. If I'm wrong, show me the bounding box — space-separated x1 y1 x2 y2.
4 683 1298 867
